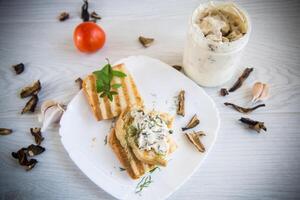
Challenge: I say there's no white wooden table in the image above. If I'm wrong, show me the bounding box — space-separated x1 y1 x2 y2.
1 0 300 199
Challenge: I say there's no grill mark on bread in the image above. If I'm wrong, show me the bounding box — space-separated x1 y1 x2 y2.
86 75 103 120
108 129 137 179
129 146 146 176
128 74 142 106
120 70 131 108
110 77 121 116
103 96 113 118
98 95 107 119
114 89 121 115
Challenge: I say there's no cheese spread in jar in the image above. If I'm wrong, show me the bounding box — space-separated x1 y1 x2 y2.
183 2 251 87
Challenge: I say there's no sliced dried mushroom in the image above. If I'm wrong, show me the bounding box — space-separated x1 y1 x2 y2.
182 114 200 131
228 68 253 92
12 149 28 165
185 131 206 152
12 63 24 75
239 117 267 133
58 12 69 21
21 95 38 114
30 128 44 145
224 102 265 113
12 147 39 171
139 36 154 48
27 144 45 157
25 159 38 171
81 0 89 22
220 88 229 96
0 128 12 135
91 11 101 20
172 65 182 71
20 80 41 98
75 77 83 89
177 90 185 116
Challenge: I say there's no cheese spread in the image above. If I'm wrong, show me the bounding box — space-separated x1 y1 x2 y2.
130 109 172 155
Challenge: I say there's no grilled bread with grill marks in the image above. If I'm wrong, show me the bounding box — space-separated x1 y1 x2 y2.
126 111 177 166
109 128 155 179
115 107 177 168
82 64 143 121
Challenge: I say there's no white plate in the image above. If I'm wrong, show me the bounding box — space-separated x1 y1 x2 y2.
59 55 220 200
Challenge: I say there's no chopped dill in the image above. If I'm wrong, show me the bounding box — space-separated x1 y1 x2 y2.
119 167 126 171
135 175 153 193
149 167 160 173
104 135 107 145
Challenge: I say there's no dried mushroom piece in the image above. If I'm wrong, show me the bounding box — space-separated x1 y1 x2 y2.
75 77 83 89
182 114 200 131
12 149 28 165
185 131 206 152
228 68 253 92
220 88 229 96
139 36 154 48
224 102 265 113
172 65 182 71
239 117 267 133
21 95 38 114
25 159 38 171
20 80 41 98
91 11 101 20
30 128 44 145
177 90 185 116
12 148 39 171
27 144 45 157
12 63 24 75
58 12 69 21
0 128 12 135
81 0 89 22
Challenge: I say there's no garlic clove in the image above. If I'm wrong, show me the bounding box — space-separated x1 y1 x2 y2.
251 82 270 103
251 82 264 102
259 83 269 101
41 107 64 132
39 100 66 132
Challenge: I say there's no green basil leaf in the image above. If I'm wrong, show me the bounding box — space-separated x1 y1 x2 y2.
99 72 110 84
93 71 102 79
112 83 122 89
96 80 104 93
112 70 127 78
103 83 110 91
101 64 110 75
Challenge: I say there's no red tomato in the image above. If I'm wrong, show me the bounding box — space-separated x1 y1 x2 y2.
73 22 106 53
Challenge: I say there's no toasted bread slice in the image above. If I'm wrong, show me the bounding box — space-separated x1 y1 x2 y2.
115 107 177 167
82 64 143 121
108 128 155 179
